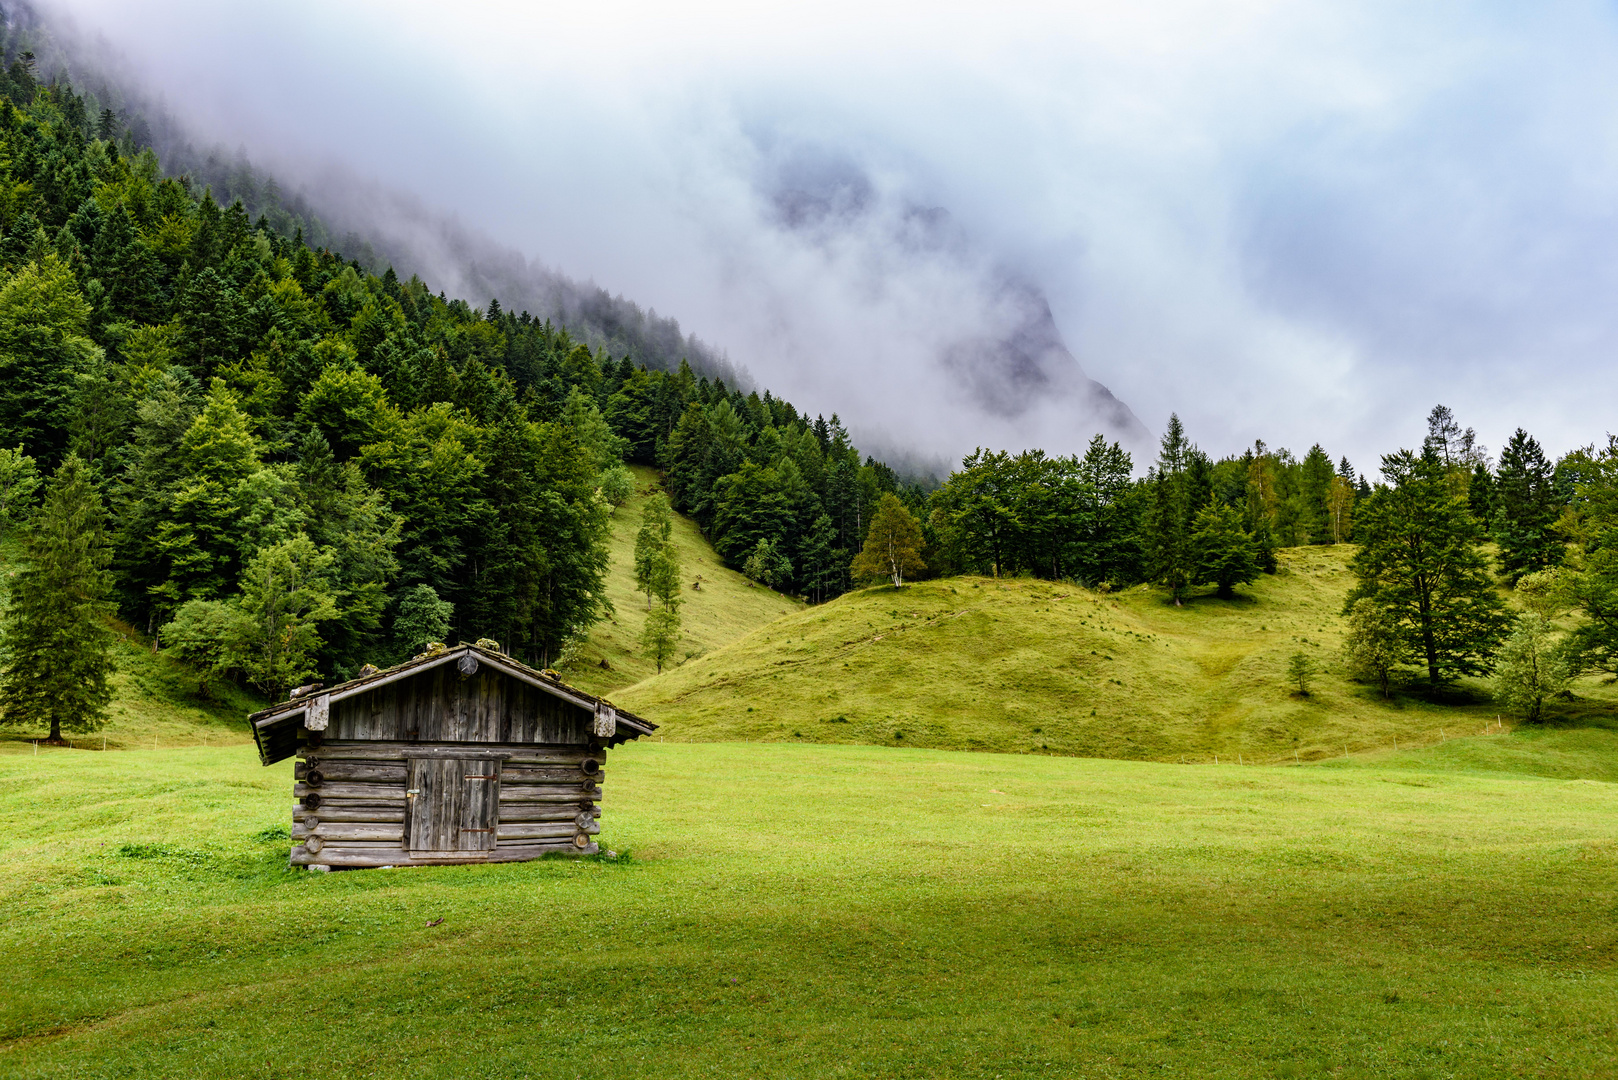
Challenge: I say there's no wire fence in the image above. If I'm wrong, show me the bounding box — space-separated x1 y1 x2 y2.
9 729 252 754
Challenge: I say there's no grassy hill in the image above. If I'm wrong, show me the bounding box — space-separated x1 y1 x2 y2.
3 738 1614 1077
616 544 1618 765
0 534 263 755
559 466 802 696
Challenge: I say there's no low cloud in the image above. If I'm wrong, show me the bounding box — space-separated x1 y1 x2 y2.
34 0 1618 469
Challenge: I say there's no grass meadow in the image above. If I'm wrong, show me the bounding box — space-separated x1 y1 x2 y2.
3 736 1615 1079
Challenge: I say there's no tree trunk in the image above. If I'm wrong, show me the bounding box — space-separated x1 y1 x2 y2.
45 717 67 746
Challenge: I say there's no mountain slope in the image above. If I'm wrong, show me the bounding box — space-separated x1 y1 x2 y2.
614 545 1618 765
557 467 802 697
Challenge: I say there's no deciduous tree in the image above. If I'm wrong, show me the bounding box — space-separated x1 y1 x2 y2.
1341 598 1398 698
234 534 338 696
852 492 925 588
393 583 453 659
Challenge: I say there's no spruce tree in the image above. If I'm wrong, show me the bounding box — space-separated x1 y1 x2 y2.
797 513 838 603
1468 460 1495 531
1072 435 1139 587
1347 449 1510 686
0 455 114 744
1146 415 1197 604
0 254 103 459
1297 445 1334 544
1191 498 1259 599
1493 428 1562 584
1557 438 1618 675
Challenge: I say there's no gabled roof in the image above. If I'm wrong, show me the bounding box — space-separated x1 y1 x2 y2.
249 644 656 765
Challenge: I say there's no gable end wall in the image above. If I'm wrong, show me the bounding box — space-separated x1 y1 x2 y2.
327 665 593 744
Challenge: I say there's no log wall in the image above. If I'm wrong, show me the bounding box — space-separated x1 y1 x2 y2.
288 740 606 868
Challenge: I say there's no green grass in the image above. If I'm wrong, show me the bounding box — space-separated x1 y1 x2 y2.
2 738 1614 1078
616 545 1618 762
559 466 802 696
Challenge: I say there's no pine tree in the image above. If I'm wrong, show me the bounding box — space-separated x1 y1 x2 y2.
0 455 114 743
1347 449 1510 686
1493 428 1562 584
1423 405 1462 468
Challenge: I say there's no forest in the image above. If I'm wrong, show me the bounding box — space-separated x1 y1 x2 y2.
0 54 1613 746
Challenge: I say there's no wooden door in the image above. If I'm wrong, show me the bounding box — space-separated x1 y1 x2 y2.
406 757 501 854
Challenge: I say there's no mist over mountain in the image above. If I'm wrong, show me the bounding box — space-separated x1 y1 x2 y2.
759 143 1147 443
0 1 748 389
13 0 1153 471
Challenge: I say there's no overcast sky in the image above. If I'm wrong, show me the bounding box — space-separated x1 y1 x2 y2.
40 0 1618 473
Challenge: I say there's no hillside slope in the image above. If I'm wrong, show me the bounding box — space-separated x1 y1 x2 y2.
559 467 802 696
616 545 1618 764
0 537 263 755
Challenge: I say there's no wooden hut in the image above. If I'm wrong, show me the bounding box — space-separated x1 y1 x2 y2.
249 643 657 869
